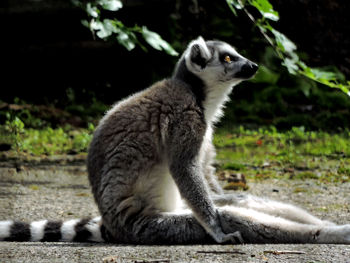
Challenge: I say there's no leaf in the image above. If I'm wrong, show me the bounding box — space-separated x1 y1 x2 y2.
249 0 279 21
282 58 299 75
227 0 243 9
71 0 82 8
98 0 123 11
224 0 350 96
90 20 111 38
309 68 337 81
102 19 119 33
141 26 178 56
116 29 136 51
298 65 350 95
226 0 243 16
90 19 121 39
270 29 296 54
86 3 99 18
81 19 90 28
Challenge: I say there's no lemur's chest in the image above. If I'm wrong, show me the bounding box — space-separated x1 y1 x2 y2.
133 161 183 212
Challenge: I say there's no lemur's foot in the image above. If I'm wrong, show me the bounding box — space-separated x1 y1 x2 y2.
317 224 350 244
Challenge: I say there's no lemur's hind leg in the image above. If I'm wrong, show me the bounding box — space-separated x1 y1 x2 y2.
219 206 350 244
212 193 335 226
119 208 350 244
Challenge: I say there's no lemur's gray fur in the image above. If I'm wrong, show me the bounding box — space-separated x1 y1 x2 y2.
1 37 349 244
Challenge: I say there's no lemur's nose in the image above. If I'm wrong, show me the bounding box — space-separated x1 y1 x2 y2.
246 61 258 74
250 62 258 73
237 61 259 79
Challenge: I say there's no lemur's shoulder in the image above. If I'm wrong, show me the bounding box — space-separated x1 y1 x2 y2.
141 78 204 115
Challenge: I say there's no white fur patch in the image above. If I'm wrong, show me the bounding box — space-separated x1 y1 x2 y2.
86 216 104 242
220 43 242 58
238 195 327 225
202 82 234 124
134 162 183 212
220 206 314 233
30 220 48 241
61 219 79 241
198 126 213 165
0 220 13 240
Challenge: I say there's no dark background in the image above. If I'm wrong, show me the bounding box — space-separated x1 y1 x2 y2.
1 0 350 130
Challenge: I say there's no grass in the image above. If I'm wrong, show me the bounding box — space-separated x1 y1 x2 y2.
214 126 350 183
0 118 94 156
1 117 349 184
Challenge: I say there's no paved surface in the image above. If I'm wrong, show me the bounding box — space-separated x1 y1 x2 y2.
0 159 349 263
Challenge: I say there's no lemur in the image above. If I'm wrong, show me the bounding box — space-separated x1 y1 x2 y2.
1 37 349 244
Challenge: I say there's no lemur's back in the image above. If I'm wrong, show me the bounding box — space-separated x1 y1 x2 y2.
87 78 204 242
88 78 201 192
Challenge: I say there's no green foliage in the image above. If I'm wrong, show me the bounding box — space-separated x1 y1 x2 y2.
1 118 95 156
20 125 94 155
2 118 349 185
73 0 178 56
141 27 178 56
214 126 350 183
4 114 25 153
249 0 279 21
226 0 350 96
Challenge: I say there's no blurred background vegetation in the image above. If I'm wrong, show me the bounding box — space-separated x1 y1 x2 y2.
0 0 350 159
1 0 350 129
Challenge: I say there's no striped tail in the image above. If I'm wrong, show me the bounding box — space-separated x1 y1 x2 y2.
0 217 108 242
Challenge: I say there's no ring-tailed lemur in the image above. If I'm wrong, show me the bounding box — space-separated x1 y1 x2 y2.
1 37 350 244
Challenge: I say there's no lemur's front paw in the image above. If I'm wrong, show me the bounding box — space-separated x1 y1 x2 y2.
225 231 244 244
210 209 244 244
212 230 244 244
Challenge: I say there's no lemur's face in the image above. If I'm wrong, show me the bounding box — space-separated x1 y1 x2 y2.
184 37 258 87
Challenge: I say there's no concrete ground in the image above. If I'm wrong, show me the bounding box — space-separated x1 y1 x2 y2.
0 158 349 263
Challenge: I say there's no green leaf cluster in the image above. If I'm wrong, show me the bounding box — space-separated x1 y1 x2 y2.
226 0 350 96
249 0 279 21
73 0 178 56
2 117 95 156
4 114 25 153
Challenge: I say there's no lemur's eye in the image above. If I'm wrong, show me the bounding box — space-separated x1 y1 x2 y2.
223 54 238 63
224 55 232 63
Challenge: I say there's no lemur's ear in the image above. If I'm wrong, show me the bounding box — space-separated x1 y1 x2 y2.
185 36 211 72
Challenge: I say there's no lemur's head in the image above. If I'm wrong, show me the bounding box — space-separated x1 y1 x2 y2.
175 36 258 88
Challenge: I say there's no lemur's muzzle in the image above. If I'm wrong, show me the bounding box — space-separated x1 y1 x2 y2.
236 61 258 79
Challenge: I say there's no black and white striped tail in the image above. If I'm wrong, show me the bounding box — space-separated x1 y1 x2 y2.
0 217 107 242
